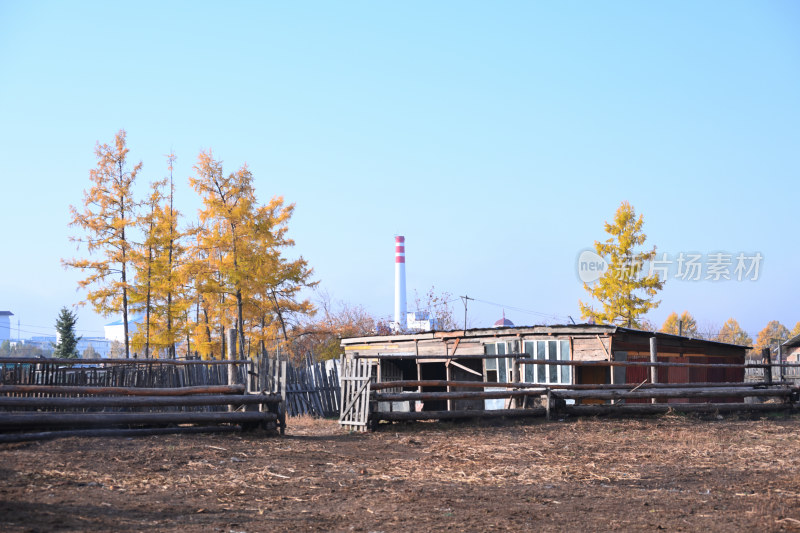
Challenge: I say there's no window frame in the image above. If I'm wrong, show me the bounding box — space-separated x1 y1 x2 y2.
522 338 571 385
484 341 514 383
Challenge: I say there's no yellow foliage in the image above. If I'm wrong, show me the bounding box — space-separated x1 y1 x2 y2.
63 130 141 358
660 311 698 337
579 201 663 328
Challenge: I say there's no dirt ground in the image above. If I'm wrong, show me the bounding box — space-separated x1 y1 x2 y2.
2 414 800 532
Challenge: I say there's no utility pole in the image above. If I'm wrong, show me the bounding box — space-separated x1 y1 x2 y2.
460 295 474 332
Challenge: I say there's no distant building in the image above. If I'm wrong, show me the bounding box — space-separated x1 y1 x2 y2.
783 334 800 365
76 337 113 357
22 335 113 358
407 311 440 332
0 311 12 342
103 315 143 342
493 311 514 328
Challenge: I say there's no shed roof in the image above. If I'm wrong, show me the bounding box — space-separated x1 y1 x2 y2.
783 334 800 348
340 323 752 350
0 311 13 316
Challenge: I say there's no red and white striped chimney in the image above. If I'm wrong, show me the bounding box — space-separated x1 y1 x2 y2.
394 236 407 332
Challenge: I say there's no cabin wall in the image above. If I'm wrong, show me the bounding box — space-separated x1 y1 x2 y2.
343 328 748 395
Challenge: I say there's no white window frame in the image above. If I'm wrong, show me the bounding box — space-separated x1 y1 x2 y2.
522 339 571 385
484 341 516 383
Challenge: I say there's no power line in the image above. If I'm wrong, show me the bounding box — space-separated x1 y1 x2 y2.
469 298 571 323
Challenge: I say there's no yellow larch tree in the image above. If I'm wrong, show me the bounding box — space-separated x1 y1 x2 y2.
64 130 141 359
129 178 165 357
186 219 230 359
579 201 664 328
717 318 753 346
188 151 316 360
130 154 190 358
754 320 790 353
244 199 316 361
660 311 698 337
190 151 259 359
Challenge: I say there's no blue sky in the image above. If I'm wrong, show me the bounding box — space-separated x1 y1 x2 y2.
1 1 798 341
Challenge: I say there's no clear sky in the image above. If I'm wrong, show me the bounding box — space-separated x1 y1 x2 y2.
1 1 798 341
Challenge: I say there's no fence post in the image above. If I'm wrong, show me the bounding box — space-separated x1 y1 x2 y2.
546 389 552 421
762 347 772 385
511 356 521 408
650 337 658 404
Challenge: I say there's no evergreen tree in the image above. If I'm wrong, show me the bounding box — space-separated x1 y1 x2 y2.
579 201 663 327
53 307 81 359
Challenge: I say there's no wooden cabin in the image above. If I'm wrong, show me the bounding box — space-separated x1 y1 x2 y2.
340 324 749 412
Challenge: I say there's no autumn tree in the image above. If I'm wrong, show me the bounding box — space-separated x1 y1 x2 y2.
130 179 163 357
660 311 698 337
638 318 658 332
754 320 790 353
189 151 315 360
190 152 250 358
579 201 663 327
789 321 800 339
53 307 81 359
64 130 141 358
158 153 191 358
130 154 189 358
185 228 226 359
245 201 316 360
412 286 457 331
717 318 753 346
291 293 384 362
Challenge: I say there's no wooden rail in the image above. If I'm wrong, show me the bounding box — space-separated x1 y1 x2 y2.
370 380 786 391
0 425 241 444
0 393 281 409
0 384 246 396
551 387 792 401
351 352 800 369
0 411 278 429
0 378 284 439
0 357 253 365
373 390 546 402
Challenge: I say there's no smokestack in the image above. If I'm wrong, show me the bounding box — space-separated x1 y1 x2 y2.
394 235 406 332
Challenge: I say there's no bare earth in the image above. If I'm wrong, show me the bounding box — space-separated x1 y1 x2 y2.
2 414 800 532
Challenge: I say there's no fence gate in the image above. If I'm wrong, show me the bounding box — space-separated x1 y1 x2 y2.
338 356 373 432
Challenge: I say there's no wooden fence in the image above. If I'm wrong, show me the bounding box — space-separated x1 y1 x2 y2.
0 357 250 388
0 357 286 442
0 354 341 421
281 359 340 418
342 353 800 428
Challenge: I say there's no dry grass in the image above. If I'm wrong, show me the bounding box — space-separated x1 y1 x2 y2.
2 414 800 531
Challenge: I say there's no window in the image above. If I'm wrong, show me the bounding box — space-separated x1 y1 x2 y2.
484 341 513 383
522 339 571 385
